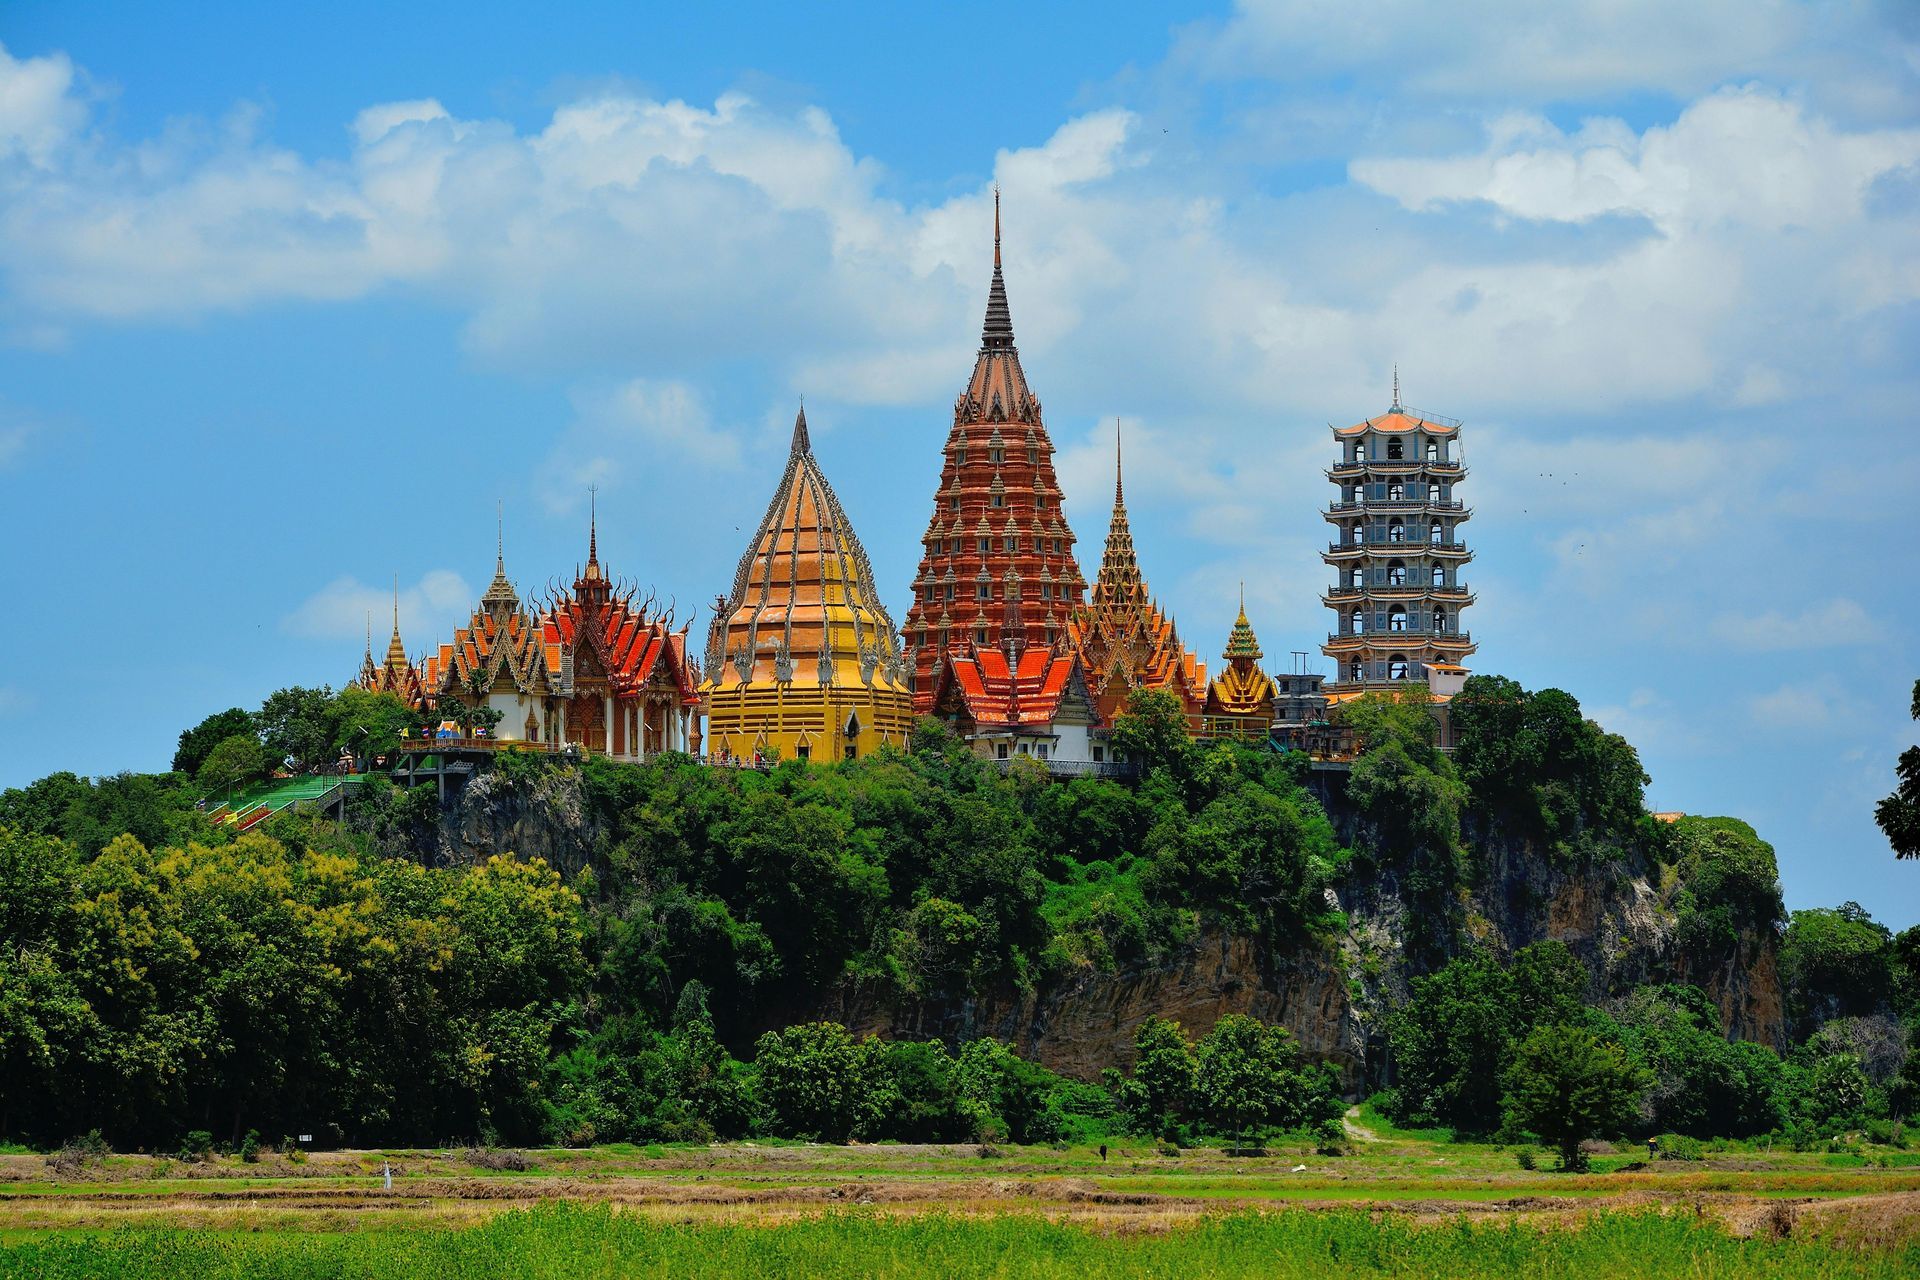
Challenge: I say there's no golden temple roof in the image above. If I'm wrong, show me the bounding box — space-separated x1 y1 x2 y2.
1206 592 1278 719
705 408 907 694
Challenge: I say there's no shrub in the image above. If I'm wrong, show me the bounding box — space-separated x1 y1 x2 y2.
464 1148 533 1172
239 1129 262 1163
1656 1133 1703 1161
178 1130 214 1163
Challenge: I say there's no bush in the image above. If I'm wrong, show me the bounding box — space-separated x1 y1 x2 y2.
46 1130 109 1177
1655 1133 1703 1161
177 1130 214 1163
464 1148 533 1172
1515 1147 1537 1170
239 1130 262 1163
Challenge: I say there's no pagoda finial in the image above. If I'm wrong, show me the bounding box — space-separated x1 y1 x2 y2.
588 486 599 566
391 574 399 637
1391 363 1401 411
365 610 373 663
496 499 504 570
792 402 810 454
1114 417 1125 507
982 190 1014 349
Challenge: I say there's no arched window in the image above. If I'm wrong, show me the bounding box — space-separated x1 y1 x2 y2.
1431 565 1446 587
1388 519 1405 543
1350 608 1365 634
1348 485 1363 504
1350 565 1365 589
1387 437 1405 460
1351 523 1365 546
1387 559 1406 586
1426 441 1439 463
1354 441 1367 463
1432 607 1447 633
1387 480 1405 501
1349 659 1365 681
1389 654 1410 680
1429 521 1443 545
1388 605 1408 632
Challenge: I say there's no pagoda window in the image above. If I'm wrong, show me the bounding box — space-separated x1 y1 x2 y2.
989 447 1004 464
948 497 959 513
1387 560 1406 586
977 627 990 645
1432 565 1446 587
1429 521 1443 545
1350 608 1364 634
944 584 955 602
1354 442 1367 463
1432 607 1447 632
1388 519 1405 543
1035 493 1046 508
1028 446 1039 464
992 494 1005 508
977 583 992 600
1350 523 1364 546
956 447 968 465
1387 437 1405 460
1388 655 1410 680
1347 485 1362 504
1387 481 1405 501
1388 605 1408 632
978 537 990 555
1350 566 1365 589
1426 441 1440 463
1348 659 1364 681
1005 535 1018 552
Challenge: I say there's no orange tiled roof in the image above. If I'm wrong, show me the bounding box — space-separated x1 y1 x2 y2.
938 645 1082 728
1333 407 1458 437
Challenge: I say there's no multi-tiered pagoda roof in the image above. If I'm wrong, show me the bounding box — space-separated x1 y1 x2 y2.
901 195 1086 711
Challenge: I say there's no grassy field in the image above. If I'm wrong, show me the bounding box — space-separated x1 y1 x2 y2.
4 1121 1920 1276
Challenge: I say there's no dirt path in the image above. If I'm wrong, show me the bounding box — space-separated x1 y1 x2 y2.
1343 1106 1384 1144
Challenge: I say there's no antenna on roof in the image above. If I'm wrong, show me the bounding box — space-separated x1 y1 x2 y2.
1391 364 1401 412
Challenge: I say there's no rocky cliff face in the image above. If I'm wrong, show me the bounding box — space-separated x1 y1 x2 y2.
425 769 604 876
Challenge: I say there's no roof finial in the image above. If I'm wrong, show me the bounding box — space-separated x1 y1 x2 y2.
792 402 810 453
365 610 373 662
1114 417 1125 506
981 189 1014 349
391 573 400 637
1391 363 1401 411
588 485 599 566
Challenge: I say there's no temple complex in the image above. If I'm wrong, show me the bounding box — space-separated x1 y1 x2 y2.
1065 434 1207 732
900 194 1086 712
545 516 703 759
418 525 562 744
1321 375 1476 690
1201 591 1280 741
701 408 913 763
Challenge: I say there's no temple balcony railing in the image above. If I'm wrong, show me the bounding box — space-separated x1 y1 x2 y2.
986 757 1141 780
1324 541 1472 558
1326 459 1464 479
1323 584 1474 604
1324 499 1468 514
1324 628 1475 649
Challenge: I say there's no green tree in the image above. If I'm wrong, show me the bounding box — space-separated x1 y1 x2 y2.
1668 817 1786 967
1192 1014 1338 1148
173 708 257 776
331 687 423 759
1109 1015 1197 1138
197 733 269 800
1503 1023 1650 1170
889 897 989 999
1613 986 1783 1137
255 686 342 770
1111 688 1196 783
1878 678 1920 859
1780 903 1893 1036
751 1022 876 1142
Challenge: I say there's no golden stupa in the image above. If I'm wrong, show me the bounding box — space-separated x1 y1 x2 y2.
701 407 914 763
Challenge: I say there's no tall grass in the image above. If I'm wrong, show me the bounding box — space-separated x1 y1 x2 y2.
2 1203 1914 1279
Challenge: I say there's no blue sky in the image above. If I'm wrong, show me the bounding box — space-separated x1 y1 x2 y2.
1 1 1916 922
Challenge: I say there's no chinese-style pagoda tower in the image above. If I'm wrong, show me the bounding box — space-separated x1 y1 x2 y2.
1202 588 1280 741
1321 372 1476 687
1066 430 1207 731
703 407 913 763
901 193 1086 712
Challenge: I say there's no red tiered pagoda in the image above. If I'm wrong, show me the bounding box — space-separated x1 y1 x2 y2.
901 194 1087 712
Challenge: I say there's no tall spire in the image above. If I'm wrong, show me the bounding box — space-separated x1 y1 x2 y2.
588 487 599 567
982 187 1014 350
384 574 409 671
1114 417 1125 507
482 500 519 611
1391 364 1401 411
792 403 810 454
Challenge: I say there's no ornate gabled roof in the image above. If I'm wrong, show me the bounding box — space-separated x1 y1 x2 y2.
356 591 428 707
933 645 1089 730
420 517 558 701
547 517 701 706
1065 427 1206 724
902 193 1086 709
1207 591 1278 719
704 407 907 694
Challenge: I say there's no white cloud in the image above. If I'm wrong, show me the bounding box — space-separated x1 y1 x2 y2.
282 570 473 646
0 44 86 166
538 378 742 511
1746 676 1873 734
1709 599 1882 652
